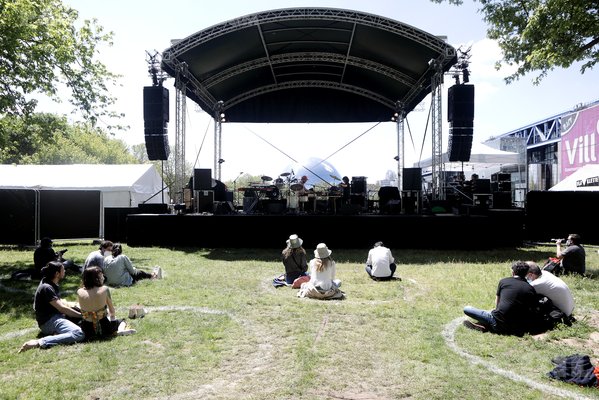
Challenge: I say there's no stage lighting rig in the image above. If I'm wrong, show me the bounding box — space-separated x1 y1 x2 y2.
447 45 472 85
146 50 168 86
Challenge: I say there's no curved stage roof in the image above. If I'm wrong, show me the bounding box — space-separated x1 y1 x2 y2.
161 8 457 123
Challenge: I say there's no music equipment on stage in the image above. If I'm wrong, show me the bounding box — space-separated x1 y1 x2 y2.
447 84 475 162
402 168 422 191
351 176 367 194
472 178 491 194
195 190 214 213
280 172 291 177
401 190 421 214
290 183 304 191
261 175 272 182
193 168 212 191
491 172 511 182
378 186 401 214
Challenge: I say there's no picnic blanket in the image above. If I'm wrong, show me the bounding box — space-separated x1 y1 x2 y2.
297 281 344 300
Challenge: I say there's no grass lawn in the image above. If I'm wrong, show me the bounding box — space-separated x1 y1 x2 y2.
1 242 598 400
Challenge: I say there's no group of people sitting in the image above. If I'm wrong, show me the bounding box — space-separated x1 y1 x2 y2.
19 239 162 353
463 260 576 335
276 234 398 299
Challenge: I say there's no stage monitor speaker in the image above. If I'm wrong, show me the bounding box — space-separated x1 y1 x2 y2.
491 172 511 182
472 178 491 194
143 86 169 123
193 168 212 191
351 176 367 194
144 134 170 160
447 84 474 123
402 168 422 191
447 134 473 162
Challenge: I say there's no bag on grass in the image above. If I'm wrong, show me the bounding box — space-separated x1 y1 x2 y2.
542 257 563 276
291 275 310 289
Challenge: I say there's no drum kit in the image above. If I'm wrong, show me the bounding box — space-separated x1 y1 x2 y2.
245 171 345 213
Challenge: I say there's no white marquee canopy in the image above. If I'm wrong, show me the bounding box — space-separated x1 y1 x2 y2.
0 164 169 207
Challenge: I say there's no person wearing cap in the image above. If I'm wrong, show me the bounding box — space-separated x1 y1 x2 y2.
19 261 85 353
309 243 341 291
33 237 80 279
281 234 309 285
365 241 397 281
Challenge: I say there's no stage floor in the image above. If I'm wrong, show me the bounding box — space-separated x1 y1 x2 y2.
126 209 525 250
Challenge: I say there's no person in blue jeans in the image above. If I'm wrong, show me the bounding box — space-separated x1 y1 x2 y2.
19 261 85 353
463 260 537 335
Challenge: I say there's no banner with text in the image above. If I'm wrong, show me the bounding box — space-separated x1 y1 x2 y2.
560 102 599 178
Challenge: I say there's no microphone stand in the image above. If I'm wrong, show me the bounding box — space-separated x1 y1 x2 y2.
233 172 244 209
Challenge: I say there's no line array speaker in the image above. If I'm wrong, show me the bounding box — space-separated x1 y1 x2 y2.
402 168 422 191
447 84 474 123
143 86 169 123
447 133 473 162
144 135 170 161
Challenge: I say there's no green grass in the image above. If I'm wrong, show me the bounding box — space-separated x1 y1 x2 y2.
1 242 598 399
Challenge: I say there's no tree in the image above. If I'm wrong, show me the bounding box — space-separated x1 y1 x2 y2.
431 0 599 83
0 113 137 164
0 0 121 127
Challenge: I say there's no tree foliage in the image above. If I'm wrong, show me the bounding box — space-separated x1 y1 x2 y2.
0 113 137 164
431 0 599 83
0 0 121 126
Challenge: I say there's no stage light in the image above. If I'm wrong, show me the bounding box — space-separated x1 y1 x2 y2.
218 158 225 164
394 156 399 161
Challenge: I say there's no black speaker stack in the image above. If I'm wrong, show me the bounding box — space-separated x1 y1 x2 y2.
402 168 422 191
143 86 170 160
447 84 474 162
193 168 212 191
490 172 512 208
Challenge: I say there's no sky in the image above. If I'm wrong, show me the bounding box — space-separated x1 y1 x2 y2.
51 0 599 183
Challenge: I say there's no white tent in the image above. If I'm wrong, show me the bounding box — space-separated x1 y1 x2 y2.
549 164 599 191
418 141 521 168
0 164 169 207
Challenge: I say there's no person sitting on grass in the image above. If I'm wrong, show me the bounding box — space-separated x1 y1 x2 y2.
297 243 344 300
103 243 161 287
83 240 114 271
463 260 537 335
77 266 136 339
526 261 575 322
19 261 85 353
280 234 309 285
365 241 397 281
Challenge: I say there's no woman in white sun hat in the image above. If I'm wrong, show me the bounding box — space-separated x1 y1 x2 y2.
309 243 341 291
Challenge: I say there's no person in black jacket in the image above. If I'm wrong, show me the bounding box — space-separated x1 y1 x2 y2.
33 237 80 279
462 260 538 335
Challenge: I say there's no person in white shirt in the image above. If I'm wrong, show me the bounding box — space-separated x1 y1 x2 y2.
526 261 575 317
309 243 341 291
365 241 397 280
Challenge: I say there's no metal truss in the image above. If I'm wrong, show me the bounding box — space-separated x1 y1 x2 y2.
174 64 187 204
214 101 224 181
163 8 454 61
501 117 561 148
395 102 405 192
430 62 444 200
203 52 417 89
224 80 395 111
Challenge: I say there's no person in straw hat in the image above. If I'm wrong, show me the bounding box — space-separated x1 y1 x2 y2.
280 234 309 285
309 243 341 291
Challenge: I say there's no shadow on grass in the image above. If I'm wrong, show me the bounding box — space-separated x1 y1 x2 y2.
198 247 553 264
0 272 83 319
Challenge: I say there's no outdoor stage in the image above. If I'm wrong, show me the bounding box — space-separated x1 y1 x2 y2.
125 209 525 250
